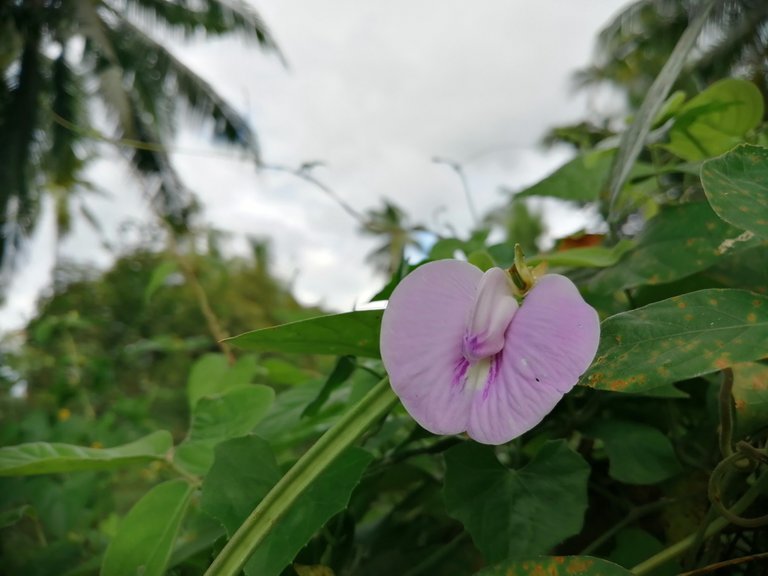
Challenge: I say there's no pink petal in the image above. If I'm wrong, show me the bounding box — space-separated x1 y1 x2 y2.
380 260 482 435
466 274 600 445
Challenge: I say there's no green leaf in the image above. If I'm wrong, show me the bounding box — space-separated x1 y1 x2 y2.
200 436 280 537
475 556 633 576
0 431 172 476
444 441 589 563
175 386 274 475
528 240 634 269
101 479 193 576
188 387 274 443
732 362 768 438
701 144 768 239
608 528 679 576
517 149 614 202
590 203 761 293
201 436 373 576
302 355 357 418
226 310 383 358
666 80 764 161
588 420 682 484
144 260 178 303
582 289 768 393
260 358 310 386
187 353 260 408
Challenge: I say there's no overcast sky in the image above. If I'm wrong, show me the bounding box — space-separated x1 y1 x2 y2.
1 0 632 330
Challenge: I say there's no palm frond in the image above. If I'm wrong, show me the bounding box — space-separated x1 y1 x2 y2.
125 90 198 233
696 3 768 81
114 0 283 57
0 30 44 270
47 51 87 188
109 16 259 154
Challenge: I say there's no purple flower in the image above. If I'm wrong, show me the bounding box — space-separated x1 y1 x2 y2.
380 259 600 445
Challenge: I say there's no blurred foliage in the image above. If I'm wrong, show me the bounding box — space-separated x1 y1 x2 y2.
0 234 328 574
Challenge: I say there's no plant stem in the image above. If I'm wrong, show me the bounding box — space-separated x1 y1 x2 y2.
718 368 734 458
632 467 768 575
203 377 398 576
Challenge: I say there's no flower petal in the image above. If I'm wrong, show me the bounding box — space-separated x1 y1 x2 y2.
380 260 482 435
467 274 600 444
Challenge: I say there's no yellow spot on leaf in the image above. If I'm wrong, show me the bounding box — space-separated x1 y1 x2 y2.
566 558 594 573
610 379 628 391
57 408 71 422
735 398 747 412
747 312 757 323
714 356 731 370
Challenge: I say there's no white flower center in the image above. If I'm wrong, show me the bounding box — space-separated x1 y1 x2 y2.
462 267 519 364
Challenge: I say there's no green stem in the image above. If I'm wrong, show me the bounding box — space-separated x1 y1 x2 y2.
203 377 397 576
632 467 768 575
718 368 734 458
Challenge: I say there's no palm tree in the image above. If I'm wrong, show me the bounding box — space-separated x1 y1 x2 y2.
361 201 427 276
0 0 282 272
577 0 768 108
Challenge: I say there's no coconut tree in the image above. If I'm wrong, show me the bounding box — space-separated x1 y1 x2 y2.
577 0 768 108
0 0 282 272
361 200 427 276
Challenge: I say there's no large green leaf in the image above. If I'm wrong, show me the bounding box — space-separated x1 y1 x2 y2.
200 436 280 537
732 362 768 438
226 310 383 358
175 386 274 475
701 144 768 239
475 556 633 576
101 479 193 576
201 436 373 576
590 202 761 293
443 441 589 563
187 353 261 408
516 149 614 202
0 430 172 476
582 289 768 393
666 79 764 161
587 420 681 485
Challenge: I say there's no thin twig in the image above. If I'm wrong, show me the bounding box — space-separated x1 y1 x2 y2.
433 157 479 226
261 162 368 225
677 551 768 576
